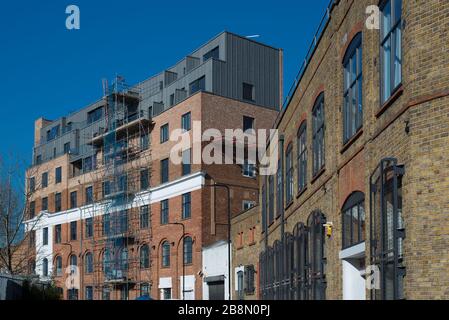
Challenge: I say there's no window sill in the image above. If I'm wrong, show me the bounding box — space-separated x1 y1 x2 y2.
376 85 404 118
311 168 326 184
248 241 256 247
341 129 363 154
296 187 307 199
285 201 294 211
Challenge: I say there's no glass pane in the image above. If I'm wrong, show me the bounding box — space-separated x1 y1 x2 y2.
343 209 352 247
359 203 366 242
382 38 392 103
351 55 357 84
393 27 402 88
394 0 402 24
351 82 357 135
382 0 392 40
357 77 363 129
352 206 359 244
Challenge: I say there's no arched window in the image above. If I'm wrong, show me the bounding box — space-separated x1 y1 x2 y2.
342 191 365 249
297 123 307 192
312 93 325 176
42 258 48 277
140 245 150 269
343 32 363 143
55 256 63 276
84 252 94 274
161 241 170 268
69 254 77 274
103 250 111 275
370 158 405 300
29 260 36 275
285 144 294 203
183 237 193 265
293 223 308 300
120 248 128 271
307 211 326 300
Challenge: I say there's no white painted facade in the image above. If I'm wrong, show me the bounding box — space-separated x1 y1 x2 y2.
25 172 206 278
340 242 366 300
202 240 231 300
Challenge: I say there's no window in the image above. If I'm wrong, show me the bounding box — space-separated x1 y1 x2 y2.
43 227 48 246
120 286 129 301
29 177 35 193
42 258 48 277
85 218 93 238
268 176 274 224
343 32 363 143
64 142 71 154
297 123 307 193
243 83 255 101
169 93 175 107
103 250 111 275
161 200 169 225
85 252 93 274
55 167 62 184
160 124 169 143
70 221 77 241
243 161 256 178
87 107 103 124
42 197 48 211
261 183 267 233
102 181 111 198
182 193 191 220
189 76 205 95
83 156 94 173
160 158 169 184
243 201 256 211
370 158 405 300
29 201 35 219
55 256 63 276
312 94 325 176
276 159 282 218
162 241 171 267
70 255 77 274
85 286 93 300
307 212 327 300
55 224 61 244
381 0 402 104
140 205 149 229
140 245 150 269
120 248 129 271
237 271 244 300
183 237 193 265
162 288 172 300
55 192 62 212
181 112 191 132
285 144 294 204
85 186 93 205
70 191 77 209
47 125 60 142
103 214 110 236
203 46 219 62
42 172 48 188
245 265 256 295
102 287 110 300
119 210 129 233
140 283 150 297
182 149 191 176
243 116 255 132
141 132 149 151
68 289 79 300
140 169 149 190
342 192 365 249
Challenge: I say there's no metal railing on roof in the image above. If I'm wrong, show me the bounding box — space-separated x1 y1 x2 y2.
282 0 337 109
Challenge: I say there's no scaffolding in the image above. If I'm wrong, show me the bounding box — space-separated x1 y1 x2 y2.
85 76 154 300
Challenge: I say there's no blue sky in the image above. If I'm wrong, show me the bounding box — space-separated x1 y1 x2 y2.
0 0 329 171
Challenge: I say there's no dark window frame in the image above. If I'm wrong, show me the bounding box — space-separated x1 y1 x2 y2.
183 236 193 265
312 93 325 176
181 112 191 132
285 144 294 204
341 192 365 249
380 0 403 104
160 200 169 225
297 123 308 192
343 32 363 143
161 241 171 268
160 124 169 144
182 193 191 220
